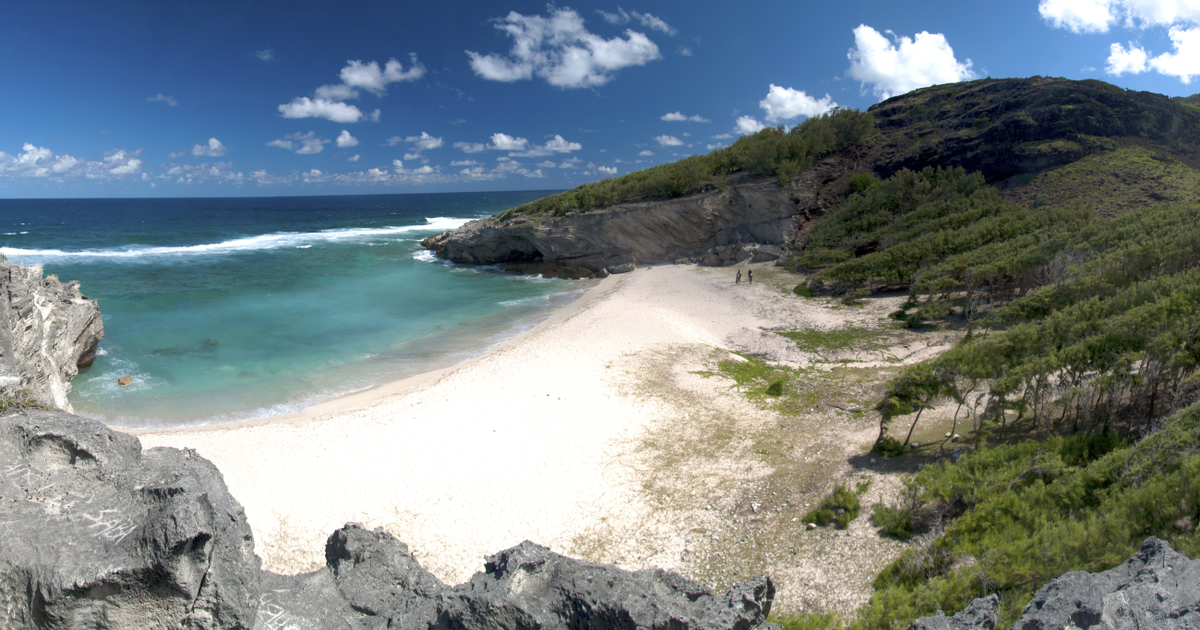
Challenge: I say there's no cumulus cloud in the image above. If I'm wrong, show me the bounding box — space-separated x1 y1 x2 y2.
597 8 677 35
511 134 583 156
278 55 423 122
336 130 359 148
453 142 487 153
467 7 662 88
253 49 275 62
661 111 710 122
759 84 837 121
639 149 654 156
1149 25 1200 82
450 159 479 166
348 154 361 162
597 165 618 175
1039 0 1200 32
490 133 528 151
168 150 185 159
655 135 684 146
538 160 558 167
734 116 766 135
147 93 178 107
847 25 977 100
267 132 329 154
278 97 365 123
192 137 228 157
0 143 143 180
340 55 425 95
406 131 444 150
1107 41 1151 74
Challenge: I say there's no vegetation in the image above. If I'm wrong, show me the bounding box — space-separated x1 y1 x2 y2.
803 480 871 529
499 108 875 218
0 387 47 416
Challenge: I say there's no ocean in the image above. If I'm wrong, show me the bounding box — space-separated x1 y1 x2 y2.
0 192 580 428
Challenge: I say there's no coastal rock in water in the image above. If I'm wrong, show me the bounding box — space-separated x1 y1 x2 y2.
421 162 848 272
0 410 261 629
0 411 778 630
913 537 1200 629
0 261 104 411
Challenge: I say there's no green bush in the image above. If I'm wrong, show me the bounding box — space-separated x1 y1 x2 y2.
766 380 784 396
848 172 879 193
871 504 914 539
803 482 865 529
793 283 815 297
874 436 907 457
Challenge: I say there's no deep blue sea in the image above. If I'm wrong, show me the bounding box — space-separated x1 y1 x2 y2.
0 192 577 428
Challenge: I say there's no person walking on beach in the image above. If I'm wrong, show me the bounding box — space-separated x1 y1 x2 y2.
748 269 753 284
736 270 742 284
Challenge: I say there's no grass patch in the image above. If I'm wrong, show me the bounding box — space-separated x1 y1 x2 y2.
778 326 889 356
802 480 871 529
0 387 48 416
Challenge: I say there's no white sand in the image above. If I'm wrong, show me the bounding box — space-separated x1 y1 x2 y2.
134 263 925 612
134 265 794 581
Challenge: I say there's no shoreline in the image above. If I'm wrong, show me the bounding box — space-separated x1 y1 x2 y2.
133 262 931 613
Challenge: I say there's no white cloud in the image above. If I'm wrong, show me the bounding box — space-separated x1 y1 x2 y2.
538 160 557 167
597 8 677 35
0 143 145 180
559 157 582 168
267 131 329 154
542 134 582 152
1107 41 1151 74
147 93 178 107
734 116 766 134
661 111 710 122
168 150 185 159
655 134 684 146
454 142 487 153
847 25 977 100
278 97 364 123
393 159 406 172
403 152 422 160
384 136 404 146
413 165 435 174
490 132 529 151
336 130 359 148
450 159 479 166
369 109 381 123
597 165 618 175
348 154 361 162
1038 0 1117 32
706 143 726 150
406 131 444 150
467 7 662 88
711 133 733 139
192 137 228 157
340 55 425 95
678 46 693 56
1040 0 1200 32
759 84 837 121
639 149 654 156
253 49 275 62
1149 25 1200 82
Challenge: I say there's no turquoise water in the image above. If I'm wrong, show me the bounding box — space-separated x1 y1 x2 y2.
0 192 576 427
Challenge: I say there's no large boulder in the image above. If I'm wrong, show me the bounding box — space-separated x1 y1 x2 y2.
0 411 779 630
0 261 104 411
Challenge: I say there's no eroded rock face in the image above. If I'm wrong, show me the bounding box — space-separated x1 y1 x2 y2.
0 261 104 411
0 411 778 630
913 537 1200 630
421 163 849 272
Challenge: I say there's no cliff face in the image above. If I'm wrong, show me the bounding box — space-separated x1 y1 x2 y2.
0 261 104 412
422 160 851 273
0 410 778 630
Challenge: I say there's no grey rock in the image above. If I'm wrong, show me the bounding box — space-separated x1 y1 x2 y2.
913 595 998 630
422 161 848 272
609 263 636 274
1 412 777 630
0 261 104 411
596 267 610 278
915 538 1200 630
0 410 260 629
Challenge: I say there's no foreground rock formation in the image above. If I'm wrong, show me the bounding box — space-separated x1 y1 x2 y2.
421 162 850 273
913 537 1200 630
0 261 103 412
0 410 777 629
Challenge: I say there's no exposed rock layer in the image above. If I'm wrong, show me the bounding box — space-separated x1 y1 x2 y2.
0 410 778 630
421 163 850 272
0 261 104 411
913 537 1200 629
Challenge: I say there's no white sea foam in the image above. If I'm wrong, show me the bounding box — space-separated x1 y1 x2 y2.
411 249 438 263
0 217 472 262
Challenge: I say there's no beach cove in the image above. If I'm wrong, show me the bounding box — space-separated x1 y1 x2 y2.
133 262 950 615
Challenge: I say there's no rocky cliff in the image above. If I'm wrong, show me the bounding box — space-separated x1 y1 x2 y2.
912 536 1200 630
0 410 778 630
0 261 104 412
421 161 850 274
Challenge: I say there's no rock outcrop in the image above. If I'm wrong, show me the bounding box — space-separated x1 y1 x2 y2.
0 261 104 411
0 410 778 630
913 537 1200 630
422 162 850 272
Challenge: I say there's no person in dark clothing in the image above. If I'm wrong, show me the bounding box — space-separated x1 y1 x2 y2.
736 270 741 284
748 269 753 283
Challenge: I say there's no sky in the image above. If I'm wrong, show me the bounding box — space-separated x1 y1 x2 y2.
4 0 1200 198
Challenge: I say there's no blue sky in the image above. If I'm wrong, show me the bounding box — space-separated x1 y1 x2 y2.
3 0 1200 198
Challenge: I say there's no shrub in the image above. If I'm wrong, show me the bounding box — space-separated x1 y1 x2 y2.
848 172 879 193
766 380 784 396
803 482 865 529
874 436 907 457
872 504 915 538
793 283 814 297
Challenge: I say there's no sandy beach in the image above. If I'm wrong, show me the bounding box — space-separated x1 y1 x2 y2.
134 262 952 614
